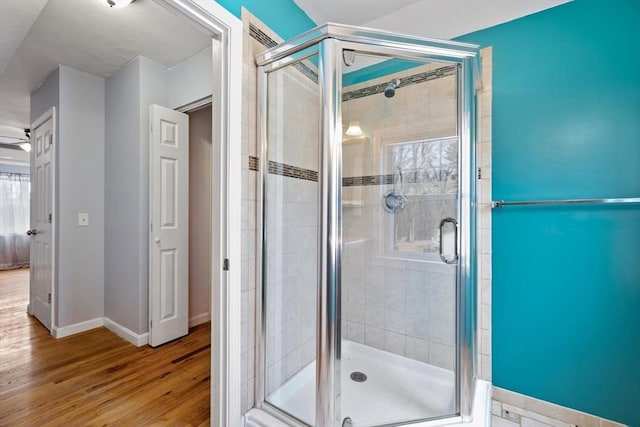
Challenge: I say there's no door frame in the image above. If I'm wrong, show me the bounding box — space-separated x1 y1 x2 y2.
153 1 242 425
28 106 57 334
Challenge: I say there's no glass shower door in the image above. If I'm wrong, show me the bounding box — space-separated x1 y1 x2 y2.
339 49 461 426
261 51 321 425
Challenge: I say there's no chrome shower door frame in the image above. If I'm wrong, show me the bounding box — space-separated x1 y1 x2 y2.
256 24 480 427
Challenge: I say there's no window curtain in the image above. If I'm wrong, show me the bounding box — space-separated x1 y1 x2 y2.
0 172 30 270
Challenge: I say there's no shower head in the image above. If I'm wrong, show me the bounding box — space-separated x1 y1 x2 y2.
384 79 401 98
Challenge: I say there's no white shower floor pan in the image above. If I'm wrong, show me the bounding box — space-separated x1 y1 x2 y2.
247 340 490 427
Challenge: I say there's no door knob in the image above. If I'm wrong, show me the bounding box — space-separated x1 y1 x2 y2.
27 229 37 236
154 237 161 243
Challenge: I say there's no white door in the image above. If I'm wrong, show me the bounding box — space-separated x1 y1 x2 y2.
29 109 55 332
149 104 189 347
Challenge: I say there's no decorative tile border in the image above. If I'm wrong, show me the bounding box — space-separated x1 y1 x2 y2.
294 62 319 84
251 155 405 186
249 24 318 84
343 64 458 102
249 155 259 171
249 24 277 49
343 174 394 186
268 160 318 182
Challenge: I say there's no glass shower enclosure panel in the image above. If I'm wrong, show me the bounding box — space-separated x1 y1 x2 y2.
256 24 479 427
340 51 460 426
261 51 321 425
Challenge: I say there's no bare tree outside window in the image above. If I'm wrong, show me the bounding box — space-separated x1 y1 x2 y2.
386 136 457 255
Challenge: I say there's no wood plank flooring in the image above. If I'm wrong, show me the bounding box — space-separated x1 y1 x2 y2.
0 269 211 426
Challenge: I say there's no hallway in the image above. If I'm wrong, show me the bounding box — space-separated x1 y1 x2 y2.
0 268 211 426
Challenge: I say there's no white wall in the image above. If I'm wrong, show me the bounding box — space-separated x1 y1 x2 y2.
104 49 212 337
168 47 212 110
30 67 59 125
57 65 105 327
29 51 209 335
105 57 144 334
31 65 105 328
104 56 169 335
30 67 60 323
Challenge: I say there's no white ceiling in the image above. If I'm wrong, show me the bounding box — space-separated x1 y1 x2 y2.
294 0 571 41
0 0 212 129
0 0 50 77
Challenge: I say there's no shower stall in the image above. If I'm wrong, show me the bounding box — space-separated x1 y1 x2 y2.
254 24 482 427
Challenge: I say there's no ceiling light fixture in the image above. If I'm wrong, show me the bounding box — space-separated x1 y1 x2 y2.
345 120 363 137
106 0 136 8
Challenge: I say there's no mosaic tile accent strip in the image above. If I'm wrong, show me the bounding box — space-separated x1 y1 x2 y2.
342 175 394 186
342 172 454 186
249 156 259 171
268 160 318 182
252 156 426 187
249 24 318 84
295 62 319 84
249 24 278 49
343 64 458 102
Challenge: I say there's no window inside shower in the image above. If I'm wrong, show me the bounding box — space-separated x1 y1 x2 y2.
382 136 458 257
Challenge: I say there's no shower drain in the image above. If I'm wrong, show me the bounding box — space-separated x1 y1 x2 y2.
350 371 367 382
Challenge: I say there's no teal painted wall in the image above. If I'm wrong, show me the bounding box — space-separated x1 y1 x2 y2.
214 0 640 423
214 0 315 40
456 1 640 425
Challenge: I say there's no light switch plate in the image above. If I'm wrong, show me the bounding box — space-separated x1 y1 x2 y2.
78 213 89 227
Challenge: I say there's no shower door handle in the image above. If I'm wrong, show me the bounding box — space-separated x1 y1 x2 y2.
439 217 458 264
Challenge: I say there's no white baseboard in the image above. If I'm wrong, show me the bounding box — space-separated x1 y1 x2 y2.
103 317 149 347
189 311 211 328
53 317 104 338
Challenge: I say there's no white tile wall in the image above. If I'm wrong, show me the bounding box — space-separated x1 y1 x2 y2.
477 46 493 382
240 10 271 413
342 64 459 371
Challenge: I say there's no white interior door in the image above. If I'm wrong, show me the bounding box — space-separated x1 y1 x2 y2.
29 109 55 332
149 104 189 347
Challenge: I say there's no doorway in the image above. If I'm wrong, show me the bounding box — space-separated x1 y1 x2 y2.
148 103 213 347
28 109 55 332
187 105 213 328
0 0 242 423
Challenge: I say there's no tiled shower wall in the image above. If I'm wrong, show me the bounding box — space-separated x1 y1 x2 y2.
341 64 460 370
477 47 493 383
240 10 263 413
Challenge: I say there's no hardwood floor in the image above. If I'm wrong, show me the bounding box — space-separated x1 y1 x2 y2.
0 269 211 426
